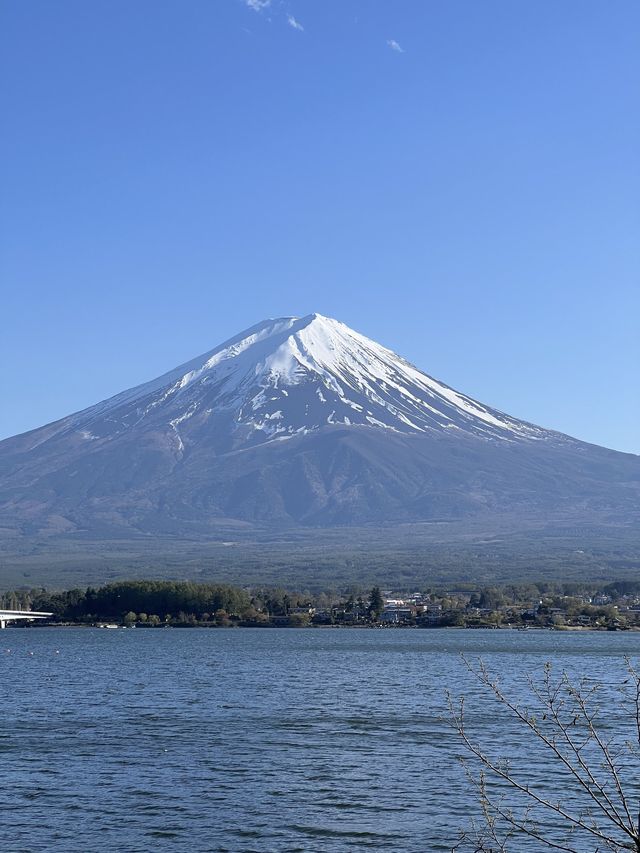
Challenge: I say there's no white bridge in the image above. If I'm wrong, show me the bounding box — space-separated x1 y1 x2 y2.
0 609 53 629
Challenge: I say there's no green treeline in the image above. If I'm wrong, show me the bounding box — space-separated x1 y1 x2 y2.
0 581 336 627
2 578 640 629
1 581 256 626
0 580 386 627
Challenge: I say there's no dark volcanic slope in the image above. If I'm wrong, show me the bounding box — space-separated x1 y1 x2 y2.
0 314 638 540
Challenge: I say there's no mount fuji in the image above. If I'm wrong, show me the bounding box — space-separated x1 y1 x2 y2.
0 314 638 553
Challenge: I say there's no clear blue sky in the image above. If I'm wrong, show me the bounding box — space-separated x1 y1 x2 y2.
1 0 638 452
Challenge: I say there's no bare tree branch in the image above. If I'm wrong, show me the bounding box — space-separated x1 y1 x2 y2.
448 657 640 853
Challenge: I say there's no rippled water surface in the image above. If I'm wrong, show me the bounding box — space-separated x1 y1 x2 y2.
2 628 639 851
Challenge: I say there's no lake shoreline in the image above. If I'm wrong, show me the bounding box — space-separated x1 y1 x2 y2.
16 622 640 633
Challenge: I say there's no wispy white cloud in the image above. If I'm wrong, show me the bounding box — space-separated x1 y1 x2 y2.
387 39 404 53
287 14 304 31
245 0 271 12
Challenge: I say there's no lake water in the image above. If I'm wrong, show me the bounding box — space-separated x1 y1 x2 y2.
2 628 639 851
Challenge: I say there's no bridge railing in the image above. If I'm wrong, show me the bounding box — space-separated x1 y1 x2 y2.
0 610 54 629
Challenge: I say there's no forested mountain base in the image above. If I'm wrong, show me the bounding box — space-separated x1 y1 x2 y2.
0 521 637 591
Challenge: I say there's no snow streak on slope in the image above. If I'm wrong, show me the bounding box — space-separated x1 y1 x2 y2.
56 313 548 451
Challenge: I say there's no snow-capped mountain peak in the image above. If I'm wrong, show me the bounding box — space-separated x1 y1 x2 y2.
2 313 637 541
57 313 548 453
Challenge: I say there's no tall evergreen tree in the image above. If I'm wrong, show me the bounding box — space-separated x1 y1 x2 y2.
368 586 384 619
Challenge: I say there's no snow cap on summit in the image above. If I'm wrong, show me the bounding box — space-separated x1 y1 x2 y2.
61 313 549 449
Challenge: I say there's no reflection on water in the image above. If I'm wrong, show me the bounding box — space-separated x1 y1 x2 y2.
2 628 638 851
